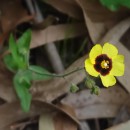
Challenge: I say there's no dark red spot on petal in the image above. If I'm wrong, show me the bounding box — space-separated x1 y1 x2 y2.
94 54 112 76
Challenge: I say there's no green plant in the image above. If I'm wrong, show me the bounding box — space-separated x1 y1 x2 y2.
99 0 130 11
4 30 51 112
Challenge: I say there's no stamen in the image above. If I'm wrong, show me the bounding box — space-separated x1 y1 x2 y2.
101 60 109 69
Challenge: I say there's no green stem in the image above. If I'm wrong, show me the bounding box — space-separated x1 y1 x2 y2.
29 67 85 78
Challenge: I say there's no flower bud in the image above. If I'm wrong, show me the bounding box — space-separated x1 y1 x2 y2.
70 83 79 93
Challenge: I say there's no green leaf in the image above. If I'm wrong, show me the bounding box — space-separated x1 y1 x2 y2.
4 54 18 72
4 53 27 71
8 33 27 70
9 34 19 61
21 87 32 112
29 65 52 80
100 0 130 11
16 29 32 68
14 72 32 112
19 69 51 81
13 66 50 112
15 68 51 86
16 70 32 88
17 29 31 55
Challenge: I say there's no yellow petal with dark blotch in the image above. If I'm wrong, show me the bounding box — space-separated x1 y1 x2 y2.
85 59 99 77
100 75 116 87
89 44 102 64
113 55 124 63
102 43 118 58
111 61 125 76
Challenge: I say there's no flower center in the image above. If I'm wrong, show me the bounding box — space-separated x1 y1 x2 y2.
101 60 109 69
94 54 112 76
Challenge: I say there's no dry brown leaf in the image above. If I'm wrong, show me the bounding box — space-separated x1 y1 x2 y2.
0 61 16 102
56 103 78 123
100 18 130 44
106 120 130 130
75 0 130 22
42 0 83 20
31 23 87 48
33 15 57 30
39 103 78 130
0 100 79 130
0 0 32 43
79 121 90 130
100 18 130 93
63 0 79 5
75 0 130 43
113 106 130 125
39 113 55 130
0 101 56 130
82 12 106 43
75 0 107 43
54 113 78 130
62 84 128 119
53 103 78 130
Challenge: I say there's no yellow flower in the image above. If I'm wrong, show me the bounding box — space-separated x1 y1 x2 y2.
85 43 125 87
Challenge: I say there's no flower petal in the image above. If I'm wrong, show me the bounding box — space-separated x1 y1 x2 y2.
85 59 99 77
111 61 125 76
89 44 102 64
113 55 124 63
102 43 118 58
100 75 116 87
